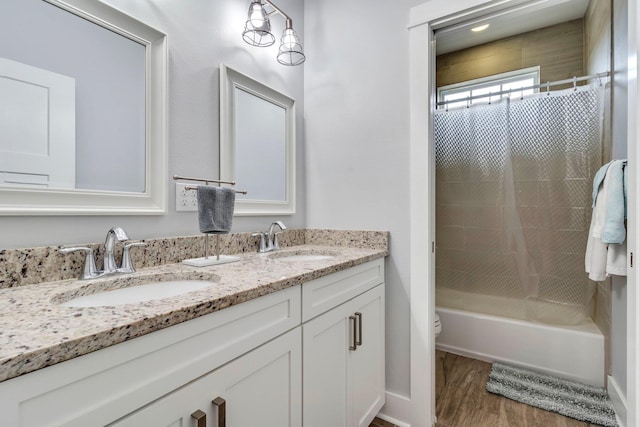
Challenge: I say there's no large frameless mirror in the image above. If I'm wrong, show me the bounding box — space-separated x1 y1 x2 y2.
220 64 295 215
0 0 167 215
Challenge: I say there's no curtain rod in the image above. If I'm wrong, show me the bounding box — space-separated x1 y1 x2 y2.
436 71 610 107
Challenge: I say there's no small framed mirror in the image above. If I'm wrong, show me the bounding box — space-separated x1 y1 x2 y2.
220 64 295 215
0 0 167 215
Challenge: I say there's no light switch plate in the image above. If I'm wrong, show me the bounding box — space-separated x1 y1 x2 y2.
175 183 198 211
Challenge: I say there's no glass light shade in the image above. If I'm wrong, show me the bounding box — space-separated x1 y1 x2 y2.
242 1 275 47
277 28 305 66
281 28 297 49
249 2 267 27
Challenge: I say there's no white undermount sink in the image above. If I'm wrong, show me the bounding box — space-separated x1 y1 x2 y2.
59 279 218 308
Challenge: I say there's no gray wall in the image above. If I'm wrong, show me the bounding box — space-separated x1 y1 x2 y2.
0 0 306 249
304 0 422 398
611 0 628 398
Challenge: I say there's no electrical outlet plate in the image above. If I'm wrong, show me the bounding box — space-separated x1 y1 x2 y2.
175 183 198 211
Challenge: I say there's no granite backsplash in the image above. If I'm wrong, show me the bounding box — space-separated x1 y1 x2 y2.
0 229 389 288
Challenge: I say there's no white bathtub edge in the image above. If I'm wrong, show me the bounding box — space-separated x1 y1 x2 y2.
435 342 598 386
608 375 627 427
436 307 605 387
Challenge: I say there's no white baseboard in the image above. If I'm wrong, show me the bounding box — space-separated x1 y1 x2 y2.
608 375 627 427
377 391 411 427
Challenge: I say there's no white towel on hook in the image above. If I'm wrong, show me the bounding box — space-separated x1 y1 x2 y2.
585 164 627 281
585 165 611 280
607 239 627 276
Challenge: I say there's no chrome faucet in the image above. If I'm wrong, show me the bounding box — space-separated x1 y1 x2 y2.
103 226 130 275
59 226 146 280
267 221 286 251
253 221 287 253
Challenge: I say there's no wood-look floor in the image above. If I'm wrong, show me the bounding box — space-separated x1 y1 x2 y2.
435 351 600 427
370 417 398 427
369 350 602 427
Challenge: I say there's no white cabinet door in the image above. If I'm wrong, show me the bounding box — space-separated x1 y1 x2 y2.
302 302 350 427
348 285 385 427
111 327 302 427
303 284 385 427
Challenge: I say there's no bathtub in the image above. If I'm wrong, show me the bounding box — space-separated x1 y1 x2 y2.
436 306 605 387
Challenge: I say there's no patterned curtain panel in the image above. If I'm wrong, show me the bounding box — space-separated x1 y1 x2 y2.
434 85 604 325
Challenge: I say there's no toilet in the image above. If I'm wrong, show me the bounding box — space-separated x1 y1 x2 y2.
434 313 442 338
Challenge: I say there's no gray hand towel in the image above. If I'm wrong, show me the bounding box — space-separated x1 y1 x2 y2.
197 186 235 234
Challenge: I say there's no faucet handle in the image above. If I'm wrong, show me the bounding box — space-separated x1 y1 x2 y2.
58 246 101 280
119 241 147 274
273 231 283 250
252 232 267 253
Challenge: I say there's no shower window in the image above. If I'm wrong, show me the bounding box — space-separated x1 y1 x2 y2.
438 66 540 109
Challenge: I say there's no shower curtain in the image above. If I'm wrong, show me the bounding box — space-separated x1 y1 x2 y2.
434 84 604 326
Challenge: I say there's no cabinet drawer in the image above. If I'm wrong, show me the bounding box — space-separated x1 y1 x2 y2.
0 286 301 427
111 327 302 427
302 259 384 322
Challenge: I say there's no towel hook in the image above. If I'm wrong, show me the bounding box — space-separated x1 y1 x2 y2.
445 99 449 112
546 81 551 96
520 86 524 100
488 91 492 105
573 76 577 91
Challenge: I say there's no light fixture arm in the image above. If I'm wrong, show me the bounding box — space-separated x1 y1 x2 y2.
262 0 294 28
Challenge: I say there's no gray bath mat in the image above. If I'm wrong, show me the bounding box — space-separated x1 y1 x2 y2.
486 362 618 426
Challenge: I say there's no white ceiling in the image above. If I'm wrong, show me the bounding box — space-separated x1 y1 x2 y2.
435 0 590 55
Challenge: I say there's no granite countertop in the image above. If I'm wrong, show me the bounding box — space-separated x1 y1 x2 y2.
0 244 387 383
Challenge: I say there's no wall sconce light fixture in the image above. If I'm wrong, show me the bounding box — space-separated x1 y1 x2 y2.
242 0 305 66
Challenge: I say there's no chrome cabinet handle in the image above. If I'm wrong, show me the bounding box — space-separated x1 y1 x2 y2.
213 396 226 427
349 315 357 351
355 312 363 347
191 409 206 427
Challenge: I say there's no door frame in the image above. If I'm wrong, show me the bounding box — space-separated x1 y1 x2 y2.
408 1 639 426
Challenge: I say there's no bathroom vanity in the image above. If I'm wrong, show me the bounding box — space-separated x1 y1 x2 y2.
0 239 386 427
